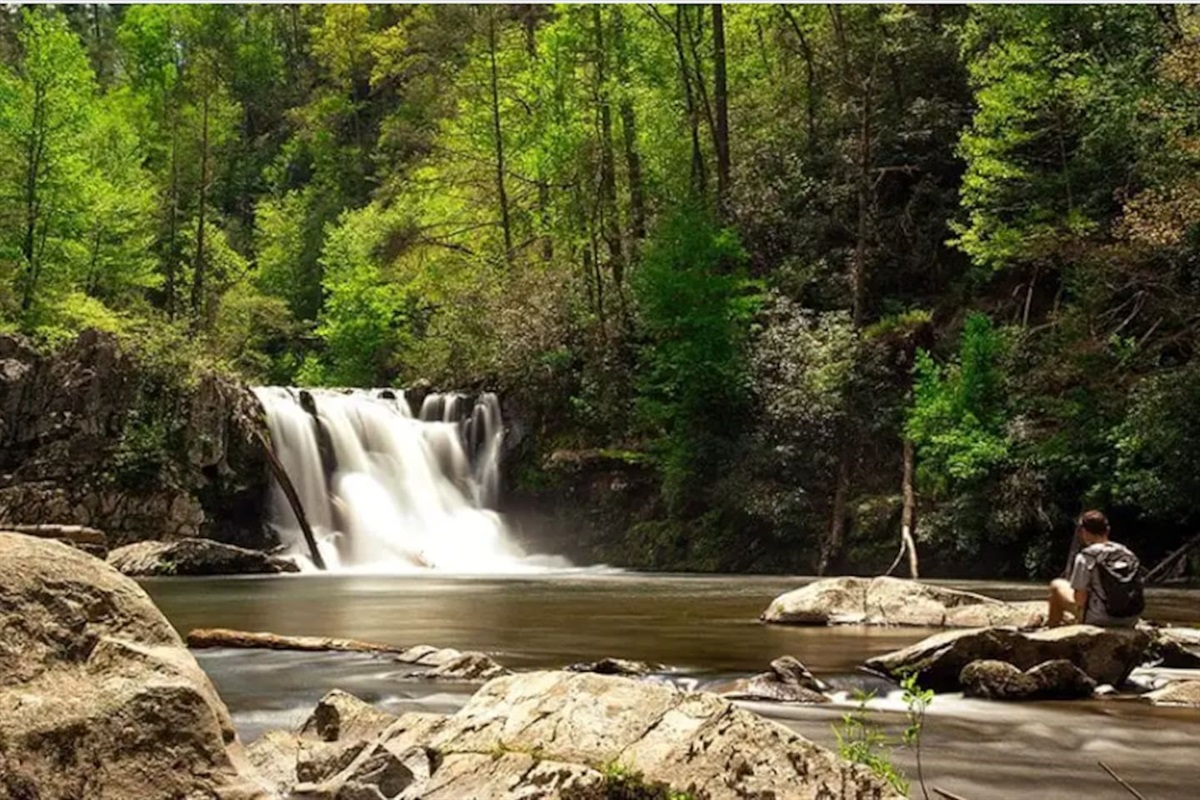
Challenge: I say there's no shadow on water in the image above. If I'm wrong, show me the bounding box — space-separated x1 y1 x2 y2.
143 573 1200 800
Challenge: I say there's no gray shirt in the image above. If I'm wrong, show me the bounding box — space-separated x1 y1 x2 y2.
1068 542 1140 627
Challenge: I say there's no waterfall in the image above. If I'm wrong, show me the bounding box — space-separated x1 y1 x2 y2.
253 387 526 572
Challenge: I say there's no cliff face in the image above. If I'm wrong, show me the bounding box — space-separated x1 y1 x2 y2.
0 330 269 548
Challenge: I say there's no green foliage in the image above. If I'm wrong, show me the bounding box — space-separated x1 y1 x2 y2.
833 690 909 796
908 313 1011 495
833 676 935 799
632 207 761 512
953 5 1162 272
4 4 1200 576
901 673 934 800
1111 364 1200 521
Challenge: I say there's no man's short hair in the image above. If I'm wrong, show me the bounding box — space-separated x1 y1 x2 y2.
1077 510 1110 535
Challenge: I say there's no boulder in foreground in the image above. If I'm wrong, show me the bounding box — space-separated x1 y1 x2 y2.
866 625 1151 692
108 537 298 576
0 532 267 799
761 576 1049 628
259 673 904 800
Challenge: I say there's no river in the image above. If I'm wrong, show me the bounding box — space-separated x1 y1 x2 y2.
144 573 1200 800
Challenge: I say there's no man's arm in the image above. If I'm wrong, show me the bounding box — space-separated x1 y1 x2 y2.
1073 589 1088 623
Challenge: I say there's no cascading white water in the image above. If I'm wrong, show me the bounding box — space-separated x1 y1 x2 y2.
253 386 528 572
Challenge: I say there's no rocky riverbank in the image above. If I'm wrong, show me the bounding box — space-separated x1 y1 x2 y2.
1 532 906 800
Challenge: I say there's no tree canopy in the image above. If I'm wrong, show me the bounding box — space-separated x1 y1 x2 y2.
3 4 1200 576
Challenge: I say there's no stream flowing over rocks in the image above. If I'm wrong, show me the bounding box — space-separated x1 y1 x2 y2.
252 673 903 800
0 331 268 548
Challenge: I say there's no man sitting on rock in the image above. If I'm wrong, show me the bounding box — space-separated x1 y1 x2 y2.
1048 510 1143 627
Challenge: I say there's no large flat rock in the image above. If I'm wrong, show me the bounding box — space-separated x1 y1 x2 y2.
761 576 1049 628
0 532 268 799
865 625 1151 692
259 673 903 800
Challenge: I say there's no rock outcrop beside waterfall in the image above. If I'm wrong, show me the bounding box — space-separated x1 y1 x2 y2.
250 674 904 800
761 576 1051 628
108 538 298 576
0 532 268 799
0 330 268 548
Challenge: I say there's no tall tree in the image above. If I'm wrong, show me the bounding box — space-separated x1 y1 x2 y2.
0 9 95 320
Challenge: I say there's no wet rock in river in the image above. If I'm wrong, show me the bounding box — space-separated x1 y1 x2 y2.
565 656 664 676
761 575 1048 628
1144 679 1200 708
960 659 1096 700
108 537 298 576
866 624 1151 692
717 655 830 704
394 646 510 682
1150 626 1200 669
0 532 267 799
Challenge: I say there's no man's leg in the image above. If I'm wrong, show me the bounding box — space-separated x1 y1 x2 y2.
1047 578 1074 627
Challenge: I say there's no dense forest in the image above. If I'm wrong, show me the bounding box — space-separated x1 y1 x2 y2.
3 4 1200 577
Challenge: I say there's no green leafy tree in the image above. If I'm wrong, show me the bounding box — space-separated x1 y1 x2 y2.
0 8 96 324
908 313 1010 495
633 207 761 511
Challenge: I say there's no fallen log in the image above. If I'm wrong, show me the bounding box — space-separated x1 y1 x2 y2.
1098 761 1147 800
187 627 402 653
2 523 107 546
1145 531 1200 584
255 428 327 570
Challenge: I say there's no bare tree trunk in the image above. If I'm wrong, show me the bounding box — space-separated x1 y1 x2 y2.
852 78 872 327
651 5 706 195
593 6 624 287
613 8 646 254
487 9 513 262
166 103 179 320
521 9 553 263
818 456 850 575
901 437 919 578
712 4 730 218
191 89 210 325
19 89 46 313
256 430 326 570
780 7 818 161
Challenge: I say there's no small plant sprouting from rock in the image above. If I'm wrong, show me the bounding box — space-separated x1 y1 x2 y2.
834 689 910 796
833 675 936 799
901 672 934 800
562 762 698 800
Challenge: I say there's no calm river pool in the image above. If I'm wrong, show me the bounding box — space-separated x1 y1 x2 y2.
143 573 1200 800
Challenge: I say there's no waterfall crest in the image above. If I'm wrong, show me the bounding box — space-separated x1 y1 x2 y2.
253 387 528 572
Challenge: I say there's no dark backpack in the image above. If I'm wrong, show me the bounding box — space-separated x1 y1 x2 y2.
1095 545 1145 618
